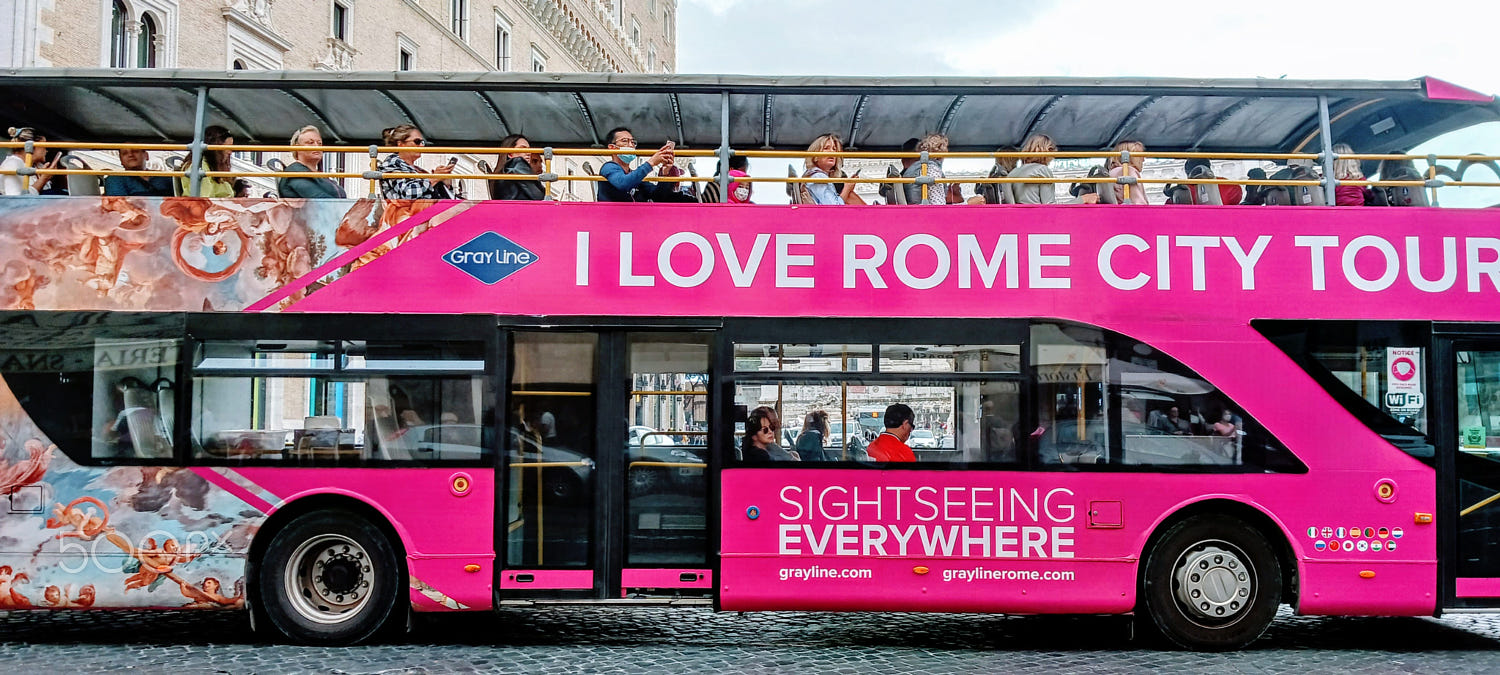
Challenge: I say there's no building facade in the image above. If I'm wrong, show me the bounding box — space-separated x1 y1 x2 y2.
5 1 678 200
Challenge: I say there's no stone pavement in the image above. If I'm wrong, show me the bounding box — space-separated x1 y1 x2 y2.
2 606 1498 673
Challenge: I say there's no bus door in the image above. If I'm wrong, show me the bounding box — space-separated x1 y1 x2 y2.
1440 333 1500 608
499 330 713 600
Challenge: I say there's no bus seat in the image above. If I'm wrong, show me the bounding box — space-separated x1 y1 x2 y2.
786 166 803 204
266 158 286 172
62 155 101 196
153 378 174 442
700 179 721 204
478 160 493 175
888 165 908 205
304 415 341 429
582 162 595 176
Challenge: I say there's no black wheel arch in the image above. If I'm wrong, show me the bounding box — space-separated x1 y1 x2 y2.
1138 498 1299 609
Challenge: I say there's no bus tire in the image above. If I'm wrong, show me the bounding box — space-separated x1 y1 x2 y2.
256 509 402 645
1140 514 1281 651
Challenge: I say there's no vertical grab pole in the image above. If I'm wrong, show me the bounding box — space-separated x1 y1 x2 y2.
717 90 731 203
20 139 34 193
367 146 379 198
1317 95 1337 206
187 86 208 197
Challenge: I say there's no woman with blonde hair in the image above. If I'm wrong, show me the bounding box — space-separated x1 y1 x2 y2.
1332 143 1370 206
1108 140 1148 204
1007 134 1058 204
902 133 950 205
800 133 858 205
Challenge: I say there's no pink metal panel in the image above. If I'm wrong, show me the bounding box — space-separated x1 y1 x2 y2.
499 569 595 590
1423 77 1495 103
1298 561 1436 615
621 568 713 589
1455 577 1500 598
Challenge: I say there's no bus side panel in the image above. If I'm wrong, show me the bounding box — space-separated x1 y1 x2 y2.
233 468 496 612
719 468 1435 615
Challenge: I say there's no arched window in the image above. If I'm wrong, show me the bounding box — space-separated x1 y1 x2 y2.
109 0 131 68
137 13 158 68
233 59 247 70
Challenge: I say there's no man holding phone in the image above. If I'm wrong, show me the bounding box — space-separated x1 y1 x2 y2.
596 127 694 203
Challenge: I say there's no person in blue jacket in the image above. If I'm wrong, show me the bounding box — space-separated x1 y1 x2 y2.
596 126 691 202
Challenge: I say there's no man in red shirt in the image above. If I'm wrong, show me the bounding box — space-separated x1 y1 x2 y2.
866 403 917 462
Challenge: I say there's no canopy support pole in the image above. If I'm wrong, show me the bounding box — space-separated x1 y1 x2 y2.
717 90 730 203
187 86 208 197
1317 95 1337 205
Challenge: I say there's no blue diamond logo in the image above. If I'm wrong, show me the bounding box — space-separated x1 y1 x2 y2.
443 232 539 285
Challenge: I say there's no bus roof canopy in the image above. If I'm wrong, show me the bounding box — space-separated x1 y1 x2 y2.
1 69 1495 153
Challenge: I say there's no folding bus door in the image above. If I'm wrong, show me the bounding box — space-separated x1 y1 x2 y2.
1442 335 1500 609
498 330 714 601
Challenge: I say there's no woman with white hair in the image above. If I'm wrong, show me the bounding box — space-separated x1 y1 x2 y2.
1332 143 1369 206
278 125 346 199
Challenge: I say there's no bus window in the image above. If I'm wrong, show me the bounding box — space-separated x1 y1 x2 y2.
879 344 1020 373
1456 349 1500 577
1031 323 1109 466
507 332 595 568
190 339 489 465
625 333 710 566
732 343 872 372
1256 320 1433 461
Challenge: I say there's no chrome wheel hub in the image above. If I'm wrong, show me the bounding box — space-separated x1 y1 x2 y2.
285 534 374 624
1172 542 1254 623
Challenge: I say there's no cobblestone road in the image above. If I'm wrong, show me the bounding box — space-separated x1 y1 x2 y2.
2 606 1498 674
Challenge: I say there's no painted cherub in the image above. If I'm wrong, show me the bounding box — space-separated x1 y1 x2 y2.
0 565 32 608
46 496 110 541
43 584 95 608
180 577 244 609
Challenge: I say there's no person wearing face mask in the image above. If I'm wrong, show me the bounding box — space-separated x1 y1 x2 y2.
487 134 545 201
596 126 676 202
278 125 346 199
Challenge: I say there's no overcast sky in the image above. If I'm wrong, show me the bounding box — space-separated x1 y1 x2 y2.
674 0 1500 205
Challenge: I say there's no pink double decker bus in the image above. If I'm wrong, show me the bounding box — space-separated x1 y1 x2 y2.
1 70 1499 650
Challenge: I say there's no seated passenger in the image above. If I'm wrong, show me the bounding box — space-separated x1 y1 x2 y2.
1332 143 1371 206
179 125 237 198
596 126 679 202
800 133 858 205
104 147 174 197
794 411 830 462
487 133 545 201
378 124 454 200
1108 140 1148 204
278 125 346 199
1165 158 1243 205
1069 166 1108 204
1212 409 1240 437
1151 406 1192 435
866 403 917 462
232 178 252 199
977 145 1019 205
2 127 59 196
742 406 798 461
706 154 752 204
902 133 950 205
1372 158 1427 207
1008 134 1058 204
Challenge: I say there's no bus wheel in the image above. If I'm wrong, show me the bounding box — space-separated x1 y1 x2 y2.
256 510 402 645
1140 515 1281 651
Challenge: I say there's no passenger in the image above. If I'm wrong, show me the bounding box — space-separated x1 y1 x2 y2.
103 146 174 197
742 406 798 462
278 125 346 199
725 154 752 204
378 124 454 200
487 133 545 201
1106 140 1147 204
232 179 252 199
793 411 830 462
1069 166 1107 204
899 137 920 172
596 126 677 202
800 133 858 205
1165 158 1244 205
1151 405 1191 436
1008 134 1058 204
1 127 58 196
180 125 237 198
1212 409 1240 437
866 403 917 462
977 145 1019 205
1333 143 1370 206
902 133 949 205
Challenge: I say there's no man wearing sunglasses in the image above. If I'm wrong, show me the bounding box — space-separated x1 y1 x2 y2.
597 126 691 202
866 403 917 462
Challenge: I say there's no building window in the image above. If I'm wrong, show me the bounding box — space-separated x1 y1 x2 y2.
530 46 546 73
613 0 623 26
649 0 657 13
450 0 470 42
495 12 512 71
663 10 671 40
631 18 640 47
399 49 413 70
332 1 350 42
109 0 130 68
647 43 655 72
233 59 247 70
397 32 417 71
137 13 159 68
